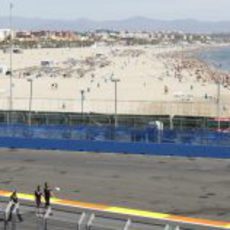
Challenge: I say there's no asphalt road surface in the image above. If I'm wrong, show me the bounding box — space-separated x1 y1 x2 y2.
0 148 229 221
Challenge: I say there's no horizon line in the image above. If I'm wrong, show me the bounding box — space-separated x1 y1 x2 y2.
0 15 230 23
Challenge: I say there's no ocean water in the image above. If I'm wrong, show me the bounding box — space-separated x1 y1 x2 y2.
198 46 230 71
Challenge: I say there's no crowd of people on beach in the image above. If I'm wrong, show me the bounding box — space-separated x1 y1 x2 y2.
158 51 230 103
5 46 230 93
0 46 229 116
169 52 230 88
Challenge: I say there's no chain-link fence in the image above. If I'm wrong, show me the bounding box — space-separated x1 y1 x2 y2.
0 110 229 129
0 122 229 146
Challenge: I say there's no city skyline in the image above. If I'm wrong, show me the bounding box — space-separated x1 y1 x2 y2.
0 0 230 21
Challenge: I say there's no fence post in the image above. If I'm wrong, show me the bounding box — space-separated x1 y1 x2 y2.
123 218 131 230
165 224 180 230
42 206 52 230
77 212 86 230
4 201 14 230
11 203 22 230
86 213 95 230
4 201 13 222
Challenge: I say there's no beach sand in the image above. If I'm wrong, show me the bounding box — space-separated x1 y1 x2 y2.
0 44 229 117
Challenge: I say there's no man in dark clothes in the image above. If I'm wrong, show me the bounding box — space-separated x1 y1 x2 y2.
34 185 42 214
43 182 52 208
10 190 18 204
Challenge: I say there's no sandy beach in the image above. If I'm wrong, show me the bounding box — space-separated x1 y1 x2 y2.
0 44 229 117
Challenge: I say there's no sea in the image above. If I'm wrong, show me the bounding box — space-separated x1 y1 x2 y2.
198 46 230 72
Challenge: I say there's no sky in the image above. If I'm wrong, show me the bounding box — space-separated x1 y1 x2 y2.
0 0 230 21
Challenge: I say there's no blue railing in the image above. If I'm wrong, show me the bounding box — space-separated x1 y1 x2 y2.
0 124 229 158
0 124 229 146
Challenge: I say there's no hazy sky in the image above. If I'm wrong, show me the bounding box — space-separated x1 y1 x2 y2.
0 0 229 21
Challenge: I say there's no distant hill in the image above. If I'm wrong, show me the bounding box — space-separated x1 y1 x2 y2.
1 16 230 33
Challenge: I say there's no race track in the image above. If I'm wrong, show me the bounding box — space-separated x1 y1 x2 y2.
0 148 229 221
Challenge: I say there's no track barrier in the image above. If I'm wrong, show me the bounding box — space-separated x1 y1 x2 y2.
0 124 229 158
0 190 229 230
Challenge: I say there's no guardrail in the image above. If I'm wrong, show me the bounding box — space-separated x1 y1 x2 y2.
0 203 229 230
0 192 229 230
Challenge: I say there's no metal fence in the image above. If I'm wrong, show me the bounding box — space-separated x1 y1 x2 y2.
0 110 229 130
0 201 227 230
0 124 229 147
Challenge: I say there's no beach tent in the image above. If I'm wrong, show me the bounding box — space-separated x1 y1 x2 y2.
41 60 54 67
0 64 8 75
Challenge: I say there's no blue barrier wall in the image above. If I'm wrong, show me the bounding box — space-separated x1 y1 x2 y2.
0 124 229 158
0 136 229 159
0 124 229 145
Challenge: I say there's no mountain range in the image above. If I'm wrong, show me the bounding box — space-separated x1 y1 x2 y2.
0 16 230 33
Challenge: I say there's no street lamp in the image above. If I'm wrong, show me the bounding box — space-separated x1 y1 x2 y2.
216 76 221 131
111 78 120 127
80 89 85 117
8 2 13 124
213 63 222 131
27 78 33 126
